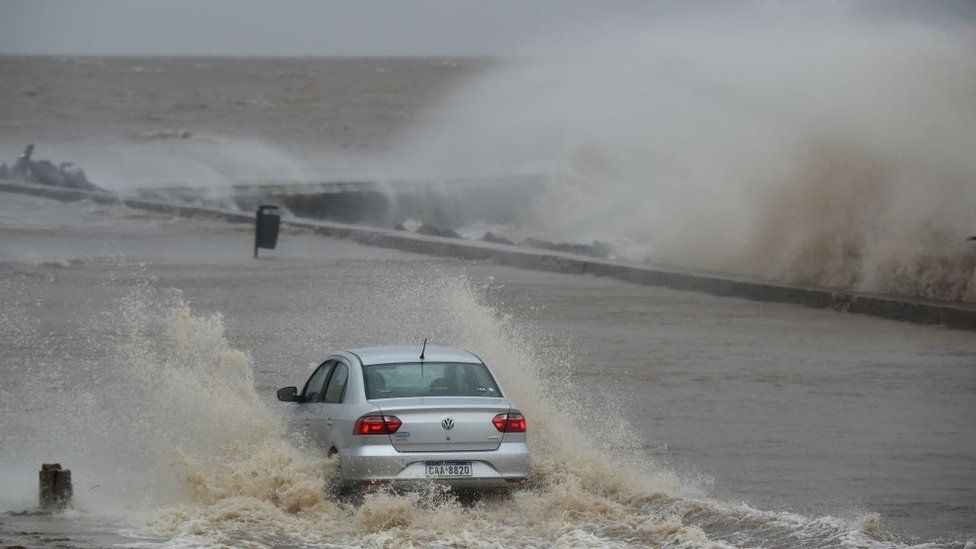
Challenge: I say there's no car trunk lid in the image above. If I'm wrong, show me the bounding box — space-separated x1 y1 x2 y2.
375 397 510 452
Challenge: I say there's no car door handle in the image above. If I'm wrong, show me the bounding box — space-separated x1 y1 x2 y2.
326 418 334 427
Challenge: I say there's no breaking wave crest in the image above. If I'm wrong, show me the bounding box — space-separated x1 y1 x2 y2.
387 6 976 302
0 274 933 547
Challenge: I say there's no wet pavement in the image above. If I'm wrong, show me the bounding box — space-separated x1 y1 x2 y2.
1 192 974 546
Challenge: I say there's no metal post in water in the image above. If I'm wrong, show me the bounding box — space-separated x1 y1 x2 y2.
38 463 72 510
254 204 281 258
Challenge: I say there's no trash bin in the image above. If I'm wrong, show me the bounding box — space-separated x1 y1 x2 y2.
254 205 280 257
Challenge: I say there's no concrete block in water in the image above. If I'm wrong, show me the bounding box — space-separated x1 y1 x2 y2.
38 463 72 510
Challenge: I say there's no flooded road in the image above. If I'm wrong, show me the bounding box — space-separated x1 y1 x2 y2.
1 192 974 547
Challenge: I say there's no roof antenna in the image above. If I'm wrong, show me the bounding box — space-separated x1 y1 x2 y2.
419 338 428 361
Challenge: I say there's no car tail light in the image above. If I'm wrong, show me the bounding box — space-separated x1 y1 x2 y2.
353 415 402 435
492 412 526 433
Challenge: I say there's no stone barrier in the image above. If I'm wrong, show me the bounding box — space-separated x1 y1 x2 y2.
2 179 973 331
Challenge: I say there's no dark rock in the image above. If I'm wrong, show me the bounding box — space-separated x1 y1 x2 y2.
5 144 106 193
481 232 514 245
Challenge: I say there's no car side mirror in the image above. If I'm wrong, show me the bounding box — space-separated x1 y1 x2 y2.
277 386 300 402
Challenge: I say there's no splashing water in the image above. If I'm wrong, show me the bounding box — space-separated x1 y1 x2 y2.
0 271 942 547
385 5 976 302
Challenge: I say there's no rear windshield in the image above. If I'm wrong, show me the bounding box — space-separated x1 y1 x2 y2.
362 362 502 399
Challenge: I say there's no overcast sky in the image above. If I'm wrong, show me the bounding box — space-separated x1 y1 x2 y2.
1 0 973 57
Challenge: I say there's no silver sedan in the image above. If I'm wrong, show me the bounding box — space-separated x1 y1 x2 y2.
277 345 530 488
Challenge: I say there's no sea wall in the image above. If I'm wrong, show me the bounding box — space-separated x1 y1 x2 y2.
3 179 973 331
134 176 546 229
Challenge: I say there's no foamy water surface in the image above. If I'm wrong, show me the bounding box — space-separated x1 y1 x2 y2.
1 194 974 548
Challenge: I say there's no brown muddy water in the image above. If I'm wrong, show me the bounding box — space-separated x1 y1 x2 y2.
0 56 483 186
2 53 974 304
1 53 975 548
1 192 974 548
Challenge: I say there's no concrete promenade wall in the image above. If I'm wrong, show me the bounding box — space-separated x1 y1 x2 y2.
3 180 974 331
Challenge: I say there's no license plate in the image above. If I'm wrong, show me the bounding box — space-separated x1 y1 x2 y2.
425 461 472 478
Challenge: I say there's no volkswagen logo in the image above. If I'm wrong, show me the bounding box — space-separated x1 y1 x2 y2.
441 417 455 430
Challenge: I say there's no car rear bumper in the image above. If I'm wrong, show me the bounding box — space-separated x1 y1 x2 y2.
339 441 530 487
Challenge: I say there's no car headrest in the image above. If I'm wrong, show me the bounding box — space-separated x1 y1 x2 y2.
367 370 386 390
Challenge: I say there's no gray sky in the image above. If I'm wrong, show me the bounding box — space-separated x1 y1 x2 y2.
1 0 973 57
